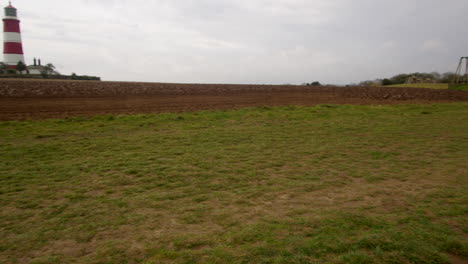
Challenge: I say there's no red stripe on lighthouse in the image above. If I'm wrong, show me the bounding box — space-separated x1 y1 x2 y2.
4 42 23 54
3 19 20 33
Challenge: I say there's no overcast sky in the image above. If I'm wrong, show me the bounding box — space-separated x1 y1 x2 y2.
8 0 468 84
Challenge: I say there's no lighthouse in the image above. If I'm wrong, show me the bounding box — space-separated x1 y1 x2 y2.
3 1 24 69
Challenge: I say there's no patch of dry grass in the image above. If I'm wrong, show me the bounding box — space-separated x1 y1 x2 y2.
0 103 467 263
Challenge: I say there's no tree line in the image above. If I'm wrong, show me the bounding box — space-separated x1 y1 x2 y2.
358 72 458 86
0 61 58 76
302 81 322 86
0 61 100 80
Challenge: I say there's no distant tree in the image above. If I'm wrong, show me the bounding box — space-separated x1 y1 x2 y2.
390 74 410 84
359 80 378 86
430 72 441 80
0 62 6 74
440 72 457 83
392 72 440 84
16 61 27 74
359 71 458 86
41 63 60 77
304 81 322 86
419 72 435 80
45 63 58 74
382 78 393 85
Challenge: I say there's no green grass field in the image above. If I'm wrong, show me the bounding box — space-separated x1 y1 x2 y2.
386 83 449 89
1 104 467 264
449 84 468 90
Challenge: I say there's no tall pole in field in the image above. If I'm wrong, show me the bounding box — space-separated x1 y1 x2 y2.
452 57 468 84
453 58 462 84
3 1 24 69
465 57 468 83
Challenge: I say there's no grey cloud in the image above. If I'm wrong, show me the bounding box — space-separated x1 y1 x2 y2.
8 0 468 84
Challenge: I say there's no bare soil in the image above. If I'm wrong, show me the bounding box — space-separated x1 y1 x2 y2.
1 79 467 120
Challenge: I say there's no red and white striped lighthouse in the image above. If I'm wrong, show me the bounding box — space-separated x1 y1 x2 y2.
3 1 24 69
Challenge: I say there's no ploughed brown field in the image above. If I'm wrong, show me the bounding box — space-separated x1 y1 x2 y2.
0 79 467 120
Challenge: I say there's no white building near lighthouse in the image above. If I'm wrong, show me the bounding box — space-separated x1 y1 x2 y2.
27 57 47 74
